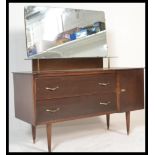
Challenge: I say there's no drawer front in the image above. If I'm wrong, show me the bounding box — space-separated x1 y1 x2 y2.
36 74 116 100
36 93 116 124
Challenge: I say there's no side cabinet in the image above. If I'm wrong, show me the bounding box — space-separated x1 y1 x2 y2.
118 69 144 112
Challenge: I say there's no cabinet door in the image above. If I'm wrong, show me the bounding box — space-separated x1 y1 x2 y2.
118 69 144 112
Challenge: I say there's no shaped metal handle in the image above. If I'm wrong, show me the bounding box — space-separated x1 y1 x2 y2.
121 89 126 92
100 101 111 106
98 82 110 86
45 86 59 91
46 108 60 113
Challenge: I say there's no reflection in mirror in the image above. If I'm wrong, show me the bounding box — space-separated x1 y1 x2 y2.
24 6 108 58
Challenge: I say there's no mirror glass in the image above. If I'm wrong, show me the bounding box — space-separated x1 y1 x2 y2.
24 6 108 58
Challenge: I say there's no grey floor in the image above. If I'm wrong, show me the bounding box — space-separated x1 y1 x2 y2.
9 110 145 152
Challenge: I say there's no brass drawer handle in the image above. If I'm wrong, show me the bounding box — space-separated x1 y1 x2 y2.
98 82 110 86
45 86 59 91
121 89 126 92
46 108 60 113
100 101 111 105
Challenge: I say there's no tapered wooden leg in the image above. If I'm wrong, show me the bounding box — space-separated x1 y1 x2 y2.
125 111 130 135
32 125 36 144
46 123 52 152
106 114 110 130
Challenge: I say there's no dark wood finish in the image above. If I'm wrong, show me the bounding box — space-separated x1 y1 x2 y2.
106 114 110 130
37 93 116 124
118 69 144 112
32 125 36 143
33 69 115 78
126 111 130 135
46 123 52 152
32 58 103 71
36 74 115 100
116 71 120 111
13 74 35 125
13 67 144 152
38 111 114 125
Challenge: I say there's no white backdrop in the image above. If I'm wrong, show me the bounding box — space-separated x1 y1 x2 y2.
9 3 145 152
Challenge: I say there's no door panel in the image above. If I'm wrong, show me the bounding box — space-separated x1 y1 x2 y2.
119 69 144 112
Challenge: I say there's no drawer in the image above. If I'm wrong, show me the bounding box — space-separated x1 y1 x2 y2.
36 93 116 124
36 74 116 100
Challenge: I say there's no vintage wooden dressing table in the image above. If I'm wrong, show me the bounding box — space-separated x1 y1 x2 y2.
13 6 144 152
13 58 144 152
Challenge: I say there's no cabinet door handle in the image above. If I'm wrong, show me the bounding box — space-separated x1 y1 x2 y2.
121 89 126 92
100 101 111 105
98 82 110 86
46 108 60 113
45 86 59 91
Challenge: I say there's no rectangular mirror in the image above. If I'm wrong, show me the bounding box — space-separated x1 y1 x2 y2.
24 6 108 59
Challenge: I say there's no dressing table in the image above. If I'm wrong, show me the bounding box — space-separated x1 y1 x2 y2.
13 6 144 152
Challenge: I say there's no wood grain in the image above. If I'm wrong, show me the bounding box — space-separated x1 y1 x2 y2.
32 58 103 71
126 111 130 135
31 125 36 143
36 93 117 124
36 73 115 100
46 123 52 152
13 74 35 125
106 114 110 130
119 69 144 112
